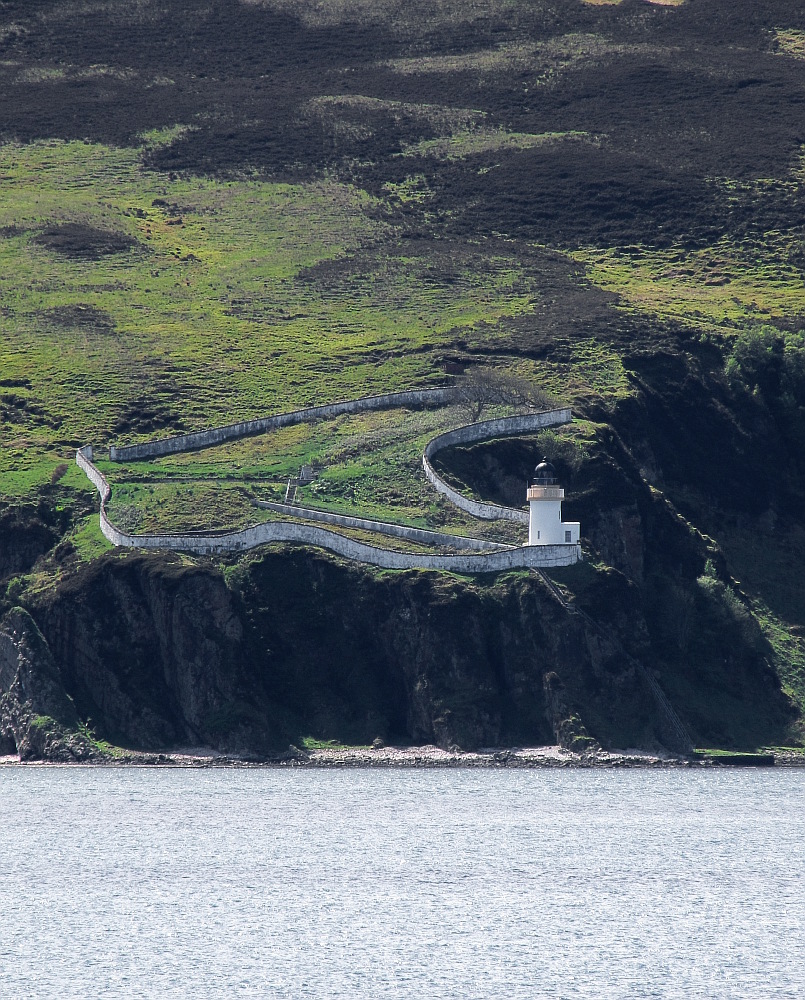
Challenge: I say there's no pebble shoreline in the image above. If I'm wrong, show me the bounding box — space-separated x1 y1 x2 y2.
3 745 801 767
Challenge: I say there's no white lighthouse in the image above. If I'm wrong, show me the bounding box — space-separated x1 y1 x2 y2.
527 458 580 546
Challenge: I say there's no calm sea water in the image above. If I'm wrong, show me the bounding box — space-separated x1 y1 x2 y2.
0 767 802 999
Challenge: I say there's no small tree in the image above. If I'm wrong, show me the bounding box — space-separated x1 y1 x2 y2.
452 369 556 422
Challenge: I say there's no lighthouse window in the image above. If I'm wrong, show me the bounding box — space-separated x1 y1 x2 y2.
537 530 540 539
565 530 572 543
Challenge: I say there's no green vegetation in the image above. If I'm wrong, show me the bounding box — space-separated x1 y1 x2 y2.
0 137 567 505
28 713 57 733
5 575 29 604
3 0 805 755
97 403 533 541
74 719 127 759
725 325 805 435
27 713 124 758
572 236 805 334
746 596 805 733
69 515 115 560
0 131 625 527
300 737 369 751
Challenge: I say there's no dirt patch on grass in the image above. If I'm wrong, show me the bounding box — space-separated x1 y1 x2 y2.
33 222 138 260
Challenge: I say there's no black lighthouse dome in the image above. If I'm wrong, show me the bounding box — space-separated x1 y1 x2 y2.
532 457 558 486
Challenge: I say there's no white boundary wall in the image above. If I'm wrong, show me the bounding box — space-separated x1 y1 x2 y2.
76 446 110 502
79 401 581 571
422 408 572 523
109 387 456 462
78 447 579 569
254 500 509 551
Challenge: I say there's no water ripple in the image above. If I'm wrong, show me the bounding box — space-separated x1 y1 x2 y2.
0 768 802 999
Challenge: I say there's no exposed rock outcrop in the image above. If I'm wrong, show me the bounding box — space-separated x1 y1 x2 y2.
0 607 96 760
543 671 600 753
5 548 661 759
0 507 57 580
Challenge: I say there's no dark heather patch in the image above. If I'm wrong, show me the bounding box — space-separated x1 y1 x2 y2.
112 398 186 437
33 223 138 260
44 305 116 335
0 0 802 191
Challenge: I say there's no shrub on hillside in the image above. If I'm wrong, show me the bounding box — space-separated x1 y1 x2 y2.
725 325 805 410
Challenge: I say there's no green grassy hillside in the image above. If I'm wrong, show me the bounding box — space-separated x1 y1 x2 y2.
2 0 805 752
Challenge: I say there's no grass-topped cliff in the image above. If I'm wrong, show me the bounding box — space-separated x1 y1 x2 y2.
2 0 805 757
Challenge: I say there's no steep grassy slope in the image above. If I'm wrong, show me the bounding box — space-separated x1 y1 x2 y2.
2 0 805 752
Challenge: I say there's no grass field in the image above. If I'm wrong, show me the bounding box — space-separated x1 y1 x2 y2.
99 403 537 539
2 129 799 558
573 232 805 335
0 133 631 512
0 140 517 479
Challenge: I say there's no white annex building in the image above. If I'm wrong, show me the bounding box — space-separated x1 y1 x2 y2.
527 458 580 547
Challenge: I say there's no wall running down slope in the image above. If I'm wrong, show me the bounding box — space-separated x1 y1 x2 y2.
78 396 579 570
109 388 456 462
423 409 572 523
253 500 509 551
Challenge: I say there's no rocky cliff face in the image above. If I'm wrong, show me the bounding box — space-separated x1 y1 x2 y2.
0 547 667 759
0 607 96 760
0 502 794 761
431 355 801 751
0 348 800 760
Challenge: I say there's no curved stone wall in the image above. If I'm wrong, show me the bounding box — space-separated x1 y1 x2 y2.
254 500 509 551
109 387 456 462
78 448 579 568
76 446 110 503
78 400 581 571
422 408 572 523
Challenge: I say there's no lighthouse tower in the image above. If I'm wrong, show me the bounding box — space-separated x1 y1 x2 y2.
527 458 580 546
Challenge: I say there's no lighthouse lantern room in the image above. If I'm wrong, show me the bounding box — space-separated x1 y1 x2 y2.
527 458 580 546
